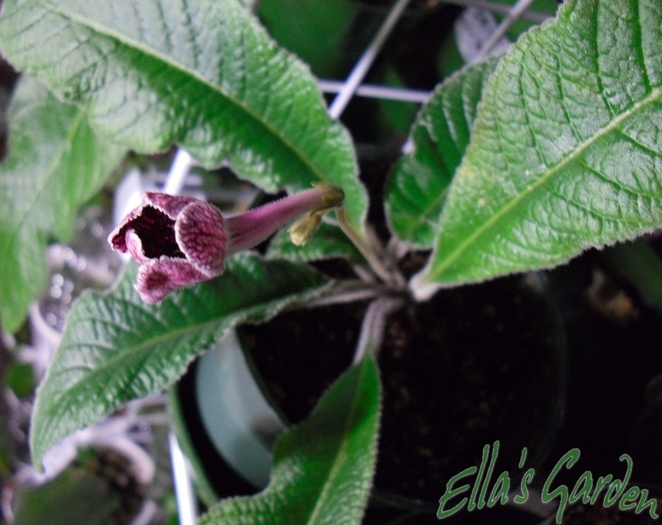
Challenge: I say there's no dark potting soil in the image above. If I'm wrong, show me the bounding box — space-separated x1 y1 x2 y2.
242 301 365 423
375 275 562 503
76 447 147 525
243 273 563 507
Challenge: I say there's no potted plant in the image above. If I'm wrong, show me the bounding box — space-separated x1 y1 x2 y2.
169 267 566 522
1 0 661 523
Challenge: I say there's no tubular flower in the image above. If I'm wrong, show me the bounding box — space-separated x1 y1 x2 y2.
109 185 344 303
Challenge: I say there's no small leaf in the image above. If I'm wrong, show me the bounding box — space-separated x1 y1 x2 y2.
267 222 363 263
13 467 120 525
386 58 499 247
199 355 380 525
0 0 367 236
413 0 662 296
0 75 125 333
601 239 662 315
30 254 330 469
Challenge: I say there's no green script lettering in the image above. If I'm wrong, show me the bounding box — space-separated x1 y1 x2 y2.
478 441 499 510
619 486 640 511
590 475 613 504
437 466 477 519
542 448 580 524
469 443 490 511
635 488 660 519
603 454 632 507
568 471 592 505
514 468 535 504
487 471 510 507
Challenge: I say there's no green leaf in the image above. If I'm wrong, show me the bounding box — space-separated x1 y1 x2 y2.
601 239 662 315
199 355 380 525
413 0 662 296
378 68 420 135
257 0 362 79
386 58 499 247
0 0 366 236
0 75 125 333
30 254 330 469
267 222 363 263
13 466 120 525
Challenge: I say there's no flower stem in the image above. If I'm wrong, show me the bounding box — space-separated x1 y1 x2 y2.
225 186 343 255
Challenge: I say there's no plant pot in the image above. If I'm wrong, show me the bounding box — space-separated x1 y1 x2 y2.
170 271 566 522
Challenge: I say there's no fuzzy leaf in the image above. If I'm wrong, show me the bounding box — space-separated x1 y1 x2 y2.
386 58 499 247
0 75 125 333
30 254 330 469
199 355 380 525
413 0 662 297
0 0 366 235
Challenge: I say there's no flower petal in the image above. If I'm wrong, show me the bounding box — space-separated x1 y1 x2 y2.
108 204 146 253
135 257 210 304
125 230 149 264
144 192 196 218
175 201 227 276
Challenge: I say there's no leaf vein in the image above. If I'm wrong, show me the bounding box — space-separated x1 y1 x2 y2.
41 0 330 185
429 82 662 281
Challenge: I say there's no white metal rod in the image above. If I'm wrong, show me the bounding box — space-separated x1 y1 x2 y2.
328 0 413 119
169 432 198 525
163 149 193 195
319 80 430 104
441 0 550 23
473 0 536 61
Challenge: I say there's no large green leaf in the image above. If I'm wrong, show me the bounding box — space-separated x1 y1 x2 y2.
199 355 380 525
386 58 499 247
0 75 125 333
0 0 366 235
412 0 662 297
30 254 330 469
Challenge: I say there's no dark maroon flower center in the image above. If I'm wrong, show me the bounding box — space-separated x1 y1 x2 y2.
134 206 185 259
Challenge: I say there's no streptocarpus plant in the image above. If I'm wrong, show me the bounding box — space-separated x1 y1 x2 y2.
2 0 662 523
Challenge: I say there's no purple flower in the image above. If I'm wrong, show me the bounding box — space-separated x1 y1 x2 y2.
109 186 343 303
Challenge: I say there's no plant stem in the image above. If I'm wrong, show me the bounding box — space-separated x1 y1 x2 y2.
354 297 404 364
336 207 398 285
302 281 392 309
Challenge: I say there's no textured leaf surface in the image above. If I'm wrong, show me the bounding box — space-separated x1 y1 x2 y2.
0 75 124 333
0 0 366 235
30 255 330 469
386 58 499 247
413 0 662 296
199 356 380 525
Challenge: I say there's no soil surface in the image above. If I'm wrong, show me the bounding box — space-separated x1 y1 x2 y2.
243 273 563 507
